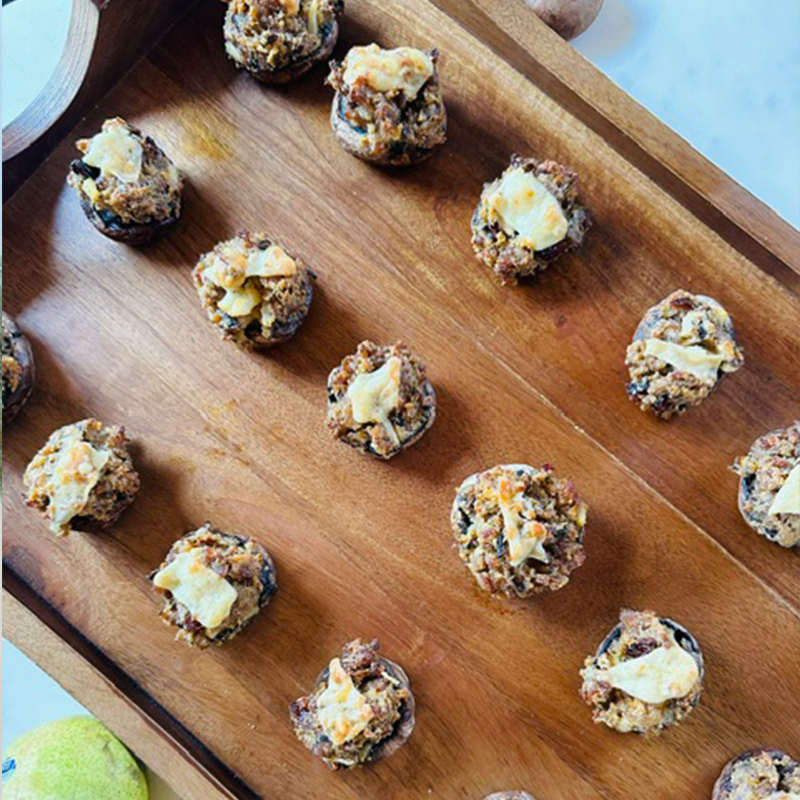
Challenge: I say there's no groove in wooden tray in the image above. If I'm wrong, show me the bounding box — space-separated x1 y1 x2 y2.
2 1 799 798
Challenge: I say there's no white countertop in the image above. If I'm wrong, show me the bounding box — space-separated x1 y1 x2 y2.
1 0 798 797
573 0 800 226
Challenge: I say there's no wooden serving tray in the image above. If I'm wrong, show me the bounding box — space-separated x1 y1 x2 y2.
3 1 799 798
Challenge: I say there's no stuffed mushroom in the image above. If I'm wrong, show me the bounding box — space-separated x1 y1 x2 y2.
150 522 277 647
327 44 447 166
67 117 182 245
732 422 800 549
222 0 344 83
2 312 35 425
625 289 744 419
193 231 314 348
326 340 436 459
451 463 587 598
580 609 704 735
471 155 590 283
484 793 538 800
23 418 140 536
712 748 799 800
289 638 414 769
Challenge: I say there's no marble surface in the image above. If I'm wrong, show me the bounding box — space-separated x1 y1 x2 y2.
573 0 800 226
1 0 798 797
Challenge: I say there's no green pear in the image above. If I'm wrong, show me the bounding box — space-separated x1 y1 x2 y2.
2 716 148 800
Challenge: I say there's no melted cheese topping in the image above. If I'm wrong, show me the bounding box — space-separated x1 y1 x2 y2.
306 0 321 35
213 243 297 290
316 658 374 746
247 246 297 279
153 549 238 630
597 644 699 704
50 438 110 532
643 339 725 383
497 476 549 566
82 121 143 183
342 45 434 100
769 463 800 515
346 357 402 446
82 177 100 203
767 793 800 800
218 284 262 317
485 168 569 251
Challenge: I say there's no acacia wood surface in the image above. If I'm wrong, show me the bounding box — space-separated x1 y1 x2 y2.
2 1 798 799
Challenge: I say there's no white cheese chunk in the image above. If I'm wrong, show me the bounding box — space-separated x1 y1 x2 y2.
50 439 109 532
346 357 402 446
598 644 699 704
343 45 434 100
679 309 707 341
213 244 296 290
83 122 143 183
218 283 261 317
81 177 100 203
306 0 320 35
245 245 297 279
767 793 800 800
497 476 549 566
316 658 374 746
769 463 800 515
153 549 238 630
485 168 569 251
643 339 725 383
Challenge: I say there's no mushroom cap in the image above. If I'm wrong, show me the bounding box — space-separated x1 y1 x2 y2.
78 194 179 245
2 311 35 425
329 93 446 167
525 0 604 40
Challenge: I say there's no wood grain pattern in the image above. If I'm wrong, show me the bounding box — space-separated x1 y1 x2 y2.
2 1 798 798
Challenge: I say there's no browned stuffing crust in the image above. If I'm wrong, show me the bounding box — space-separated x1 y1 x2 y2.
192 230 314 348
67 118 182 244
23 418 140 536
327 49 447 165
732 422 800 549
2 311 35 425
471 156 590 283
625 289 744 419
713 748 800 800
150 523 277 648
326 340 436 459
223 0 343 82
451 464 587 597
580 609 704 735
289 639 414 769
